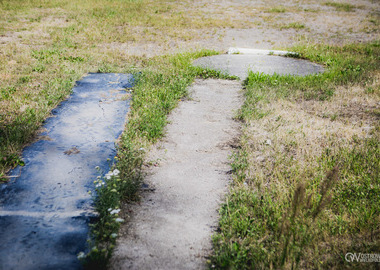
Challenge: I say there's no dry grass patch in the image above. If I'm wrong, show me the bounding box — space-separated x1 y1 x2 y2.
302 71 380 125
244 98 369 190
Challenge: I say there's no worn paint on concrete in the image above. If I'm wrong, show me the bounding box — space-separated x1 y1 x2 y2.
0 73 133 270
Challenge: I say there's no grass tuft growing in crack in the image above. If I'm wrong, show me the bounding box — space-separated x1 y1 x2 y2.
210 42 380 269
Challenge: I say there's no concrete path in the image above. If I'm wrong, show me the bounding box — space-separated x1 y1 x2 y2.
111 79 242 269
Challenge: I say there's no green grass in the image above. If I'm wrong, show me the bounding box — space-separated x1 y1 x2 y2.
279 22 305 30
210 42 380 269
324 2 357 12
266 6 287 13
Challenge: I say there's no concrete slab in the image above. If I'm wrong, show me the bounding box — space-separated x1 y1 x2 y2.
0 73 133 270
193 54 324 80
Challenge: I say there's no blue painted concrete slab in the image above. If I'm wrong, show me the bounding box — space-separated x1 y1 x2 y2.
0 73 133 270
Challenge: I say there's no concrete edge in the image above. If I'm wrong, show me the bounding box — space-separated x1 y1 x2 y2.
227 47 297 56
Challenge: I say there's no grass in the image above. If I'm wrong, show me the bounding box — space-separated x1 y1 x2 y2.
210 42 380 269
266 6 287 13
324 2 357 12
279 22 305 30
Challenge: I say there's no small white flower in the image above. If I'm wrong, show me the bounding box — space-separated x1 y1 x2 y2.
115 218 124 223
110 209 120 215
77 252 86 260
108 208 113 212
113 169 120 176
106 174 111 180
110 233 118 238
95 182 105 188
139 148 145 152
